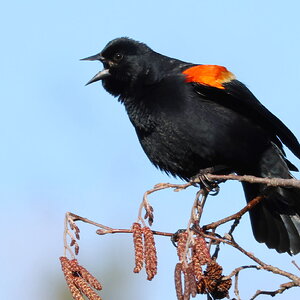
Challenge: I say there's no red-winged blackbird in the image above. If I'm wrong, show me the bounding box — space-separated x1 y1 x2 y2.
82 37 300 254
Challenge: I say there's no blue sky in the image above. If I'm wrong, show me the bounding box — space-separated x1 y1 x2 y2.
1 1 300 299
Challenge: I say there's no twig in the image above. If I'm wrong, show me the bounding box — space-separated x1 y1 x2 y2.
234 271 241 300
292 260 300 272
64 212 115 257
138 182 192 226
223 265 261 280
250 282 297 300
203 195 265 230
96 228 173 237
67 212 113 231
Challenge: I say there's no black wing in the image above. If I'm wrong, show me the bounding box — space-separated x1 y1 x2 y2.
192 79 300 162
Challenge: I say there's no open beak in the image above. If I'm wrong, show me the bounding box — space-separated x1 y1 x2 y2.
81 53 111 85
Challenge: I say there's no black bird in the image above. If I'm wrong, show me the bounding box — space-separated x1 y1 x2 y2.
82 37 300 254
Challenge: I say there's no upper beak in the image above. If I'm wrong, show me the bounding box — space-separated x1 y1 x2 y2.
81 53 110 85
80 53 104 61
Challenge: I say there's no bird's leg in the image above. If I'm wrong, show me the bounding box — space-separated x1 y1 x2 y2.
190 165 229 195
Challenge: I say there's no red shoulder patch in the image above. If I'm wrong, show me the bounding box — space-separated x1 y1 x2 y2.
182 65 235 89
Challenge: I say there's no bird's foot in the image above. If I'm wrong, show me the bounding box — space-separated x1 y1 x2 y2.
190 167 225 196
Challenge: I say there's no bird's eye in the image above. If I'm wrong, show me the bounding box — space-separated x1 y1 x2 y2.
113 53 123 62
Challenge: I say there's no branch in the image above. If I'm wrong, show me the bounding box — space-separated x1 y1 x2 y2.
202 232 300 285
202 174 300 189
61 174 300 300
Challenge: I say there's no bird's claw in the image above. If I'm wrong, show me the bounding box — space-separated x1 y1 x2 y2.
191 169 221 196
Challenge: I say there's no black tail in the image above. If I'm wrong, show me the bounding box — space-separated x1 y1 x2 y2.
241 144 300 254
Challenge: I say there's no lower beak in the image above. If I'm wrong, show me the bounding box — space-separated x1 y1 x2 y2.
85 69 110 85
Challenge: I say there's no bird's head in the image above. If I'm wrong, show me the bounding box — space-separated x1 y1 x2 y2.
82 37 156 97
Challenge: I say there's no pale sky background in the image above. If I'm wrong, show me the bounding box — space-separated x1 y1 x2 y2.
1 1 300 299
